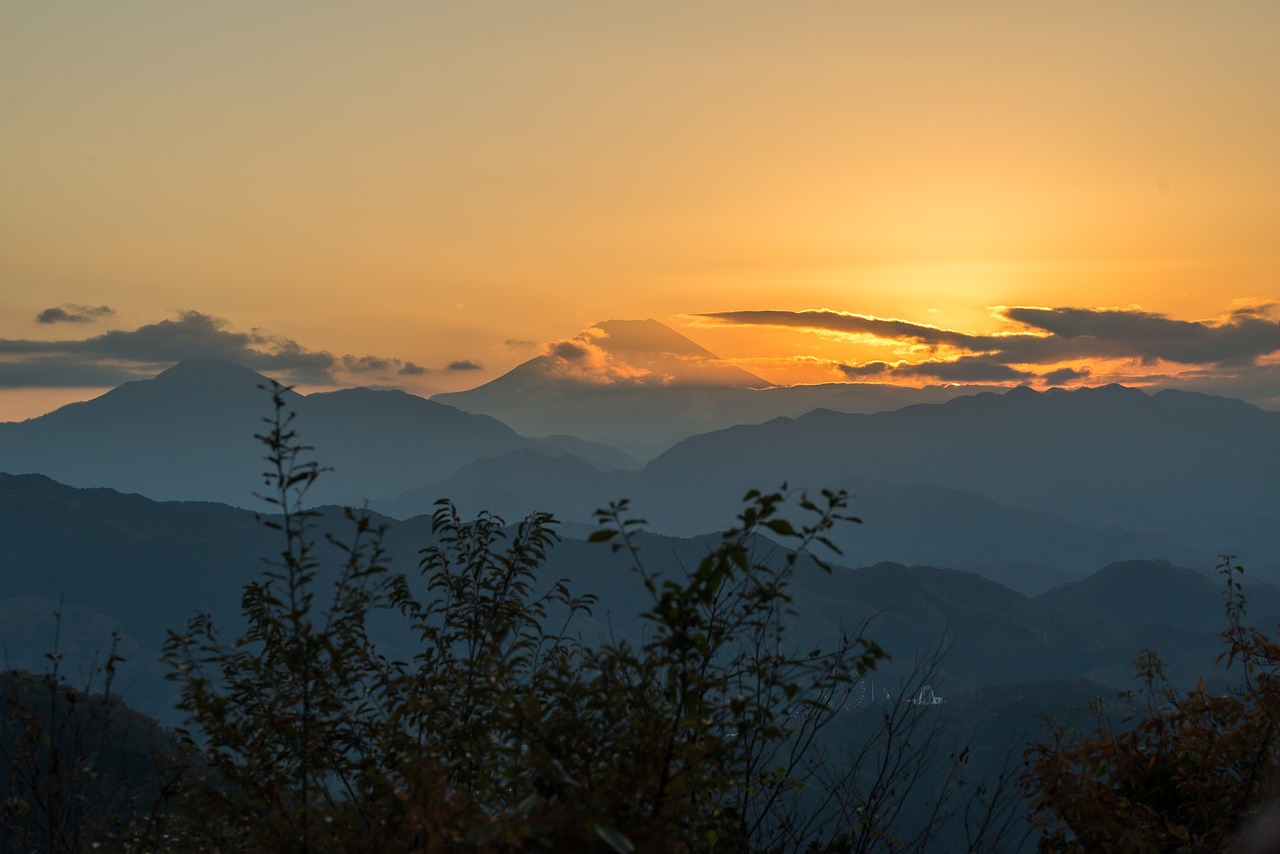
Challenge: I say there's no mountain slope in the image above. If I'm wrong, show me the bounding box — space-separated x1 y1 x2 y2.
1036 559 1280 635
0 357 279 505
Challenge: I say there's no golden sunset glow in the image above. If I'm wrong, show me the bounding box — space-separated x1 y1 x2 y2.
3 2 1280 419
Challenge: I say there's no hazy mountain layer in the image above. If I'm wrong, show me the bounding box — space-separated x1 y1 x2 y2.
377 450 1205 594
4 357 1273 594
0 357 632 508
0 473 1260 723
389 383 1280 589
434 318 997 458
637 384 1280 567
384 383 1271 591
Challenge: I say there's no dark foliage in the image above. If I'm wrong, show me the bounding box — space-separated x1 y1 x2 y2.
1025 557 1280 852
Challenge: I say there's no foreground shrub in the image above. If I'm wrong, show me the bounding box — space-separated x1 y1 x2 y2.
161 384 886 852
1024 557 1280 852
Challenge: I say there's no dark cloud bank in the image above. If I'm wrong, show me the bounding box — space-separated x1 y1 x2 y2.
0 310 430 389
700 304 1280 402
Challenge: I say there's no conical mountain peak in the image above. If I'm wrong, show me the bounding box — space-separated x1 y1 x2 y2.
152 356 274 387
472 318 768 392
586 319 718 358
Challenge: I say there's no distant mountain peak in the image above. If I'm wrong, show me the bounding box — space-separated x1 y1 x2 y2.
956 383 1150 409
153 356 271 386
1090 383 1147 396
586 318 718 358
456 318 769 393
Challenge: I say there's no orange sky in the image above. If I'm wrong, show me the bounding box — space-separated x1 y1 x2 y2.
3 2 1280 421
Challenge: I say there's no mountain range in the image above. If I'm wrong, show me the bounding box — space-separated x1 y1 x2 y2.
435 318 998 458
3 318 1279 591
0 356 634 508
626 384 1280 554
0 472 1267 724
3 318 1274 851
392 381 1280 590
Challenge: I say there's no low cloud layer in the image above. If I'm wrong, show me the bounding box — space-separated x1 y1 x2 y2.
0 310 429 390
840 356 1034 384
537 322 764 388
540 335 657 385
699 303 1280 404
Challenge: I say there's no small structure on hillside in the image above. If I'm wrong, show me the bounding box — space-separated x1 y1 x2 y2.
913 685 944 705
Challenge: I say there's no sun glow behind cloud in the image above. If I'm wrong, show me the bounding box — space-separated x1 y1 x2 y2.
691 302 1280 396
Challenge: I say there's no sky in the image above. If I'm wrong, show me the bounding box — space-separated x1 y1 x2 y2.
4 2 1280 421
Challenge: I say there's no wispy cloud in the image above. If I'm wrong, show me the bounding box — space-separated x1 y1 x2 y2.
35 304 116 325
447 359 484 371
697 309 1005 352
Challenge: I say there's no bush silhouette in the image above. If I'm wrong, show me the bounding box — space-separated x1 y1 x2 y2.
162 382 887 851
4 382 1038 851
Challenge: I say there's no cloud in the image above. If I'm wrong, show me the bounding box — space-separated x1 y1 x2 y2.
837 361 894 380
549 341 591 362
1042 366 1091 385
342 355 397 373
343 354 433 376
504 338 537 350
35 304 115 324
0 310 326 368
539 335 664 386
840 358 1033 384
702 303 1280 400
900 358 1034 383
701 305 1280 368
447 359 483 371
0 310 426 390
0 357 143 389
999 305 1280 367
698 309 999 352
1227 298 1280 319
